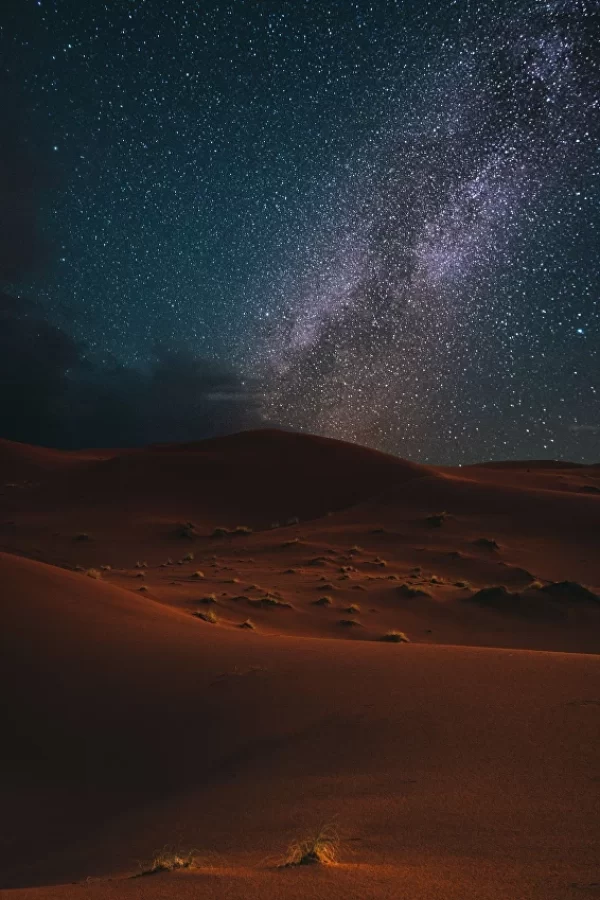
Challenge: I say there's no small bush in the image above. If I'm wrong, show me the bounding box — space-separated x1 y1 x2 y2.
239 619 255 630
175 522 197 539
199 594 217 604
86 568 101 579
345 604 360 613
212 527 230 538
232 525 253 535
425 511 447 527
380 631 410 643
193 609 217 623
473 537 500 551
191 570 205 579
280 825 338 867
137 847 197 876
135 560 148 569
338 618 361 627
182 552 194 562
313 596 332 606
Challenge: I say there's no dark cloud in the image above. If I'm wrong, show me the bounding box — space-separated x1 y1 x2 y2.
0 292 263 447
0 89 263 449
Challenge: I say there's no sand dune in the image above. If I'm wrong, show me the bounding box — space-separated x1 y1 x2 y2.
1 430 599 898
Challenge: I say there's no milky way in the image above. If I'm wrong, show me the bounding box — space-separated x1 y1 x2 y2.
2 0 599 462
262 1 600 462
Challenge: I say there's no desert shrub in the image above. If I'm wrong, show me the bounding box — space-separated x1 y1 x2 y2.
137 846 198 876
239 619 255 630
86 568 101 579
380 631 410 643
313 596 332 606
338 618 361 627
280 825 338 867
473 537 499 551
425 511 447 527
193 609 217 623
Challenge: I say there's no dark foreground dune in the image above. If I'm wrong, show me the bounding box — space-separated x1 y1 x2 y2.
1 430 599 898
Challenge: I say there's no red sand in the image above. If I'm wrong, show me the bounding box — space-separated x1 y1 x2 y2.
1 430 599 898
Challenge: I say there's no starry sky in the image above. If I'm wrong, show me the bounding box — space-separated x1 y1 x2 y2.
0 0 598 463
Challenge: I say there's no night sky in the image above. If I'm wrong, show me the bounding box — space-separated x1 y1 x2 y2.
1 0 598 463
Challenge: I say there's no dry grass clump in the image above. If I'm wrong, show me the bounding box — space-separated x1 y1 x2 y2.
313 595 332 606
100 564 111 571
232 525 253 535
252 596 292 608
199 593 217 604
137 846 198 876
85 568 102 579
135 560 148 569
380 631 410 643
425 511 448 527
193 609 217 624
473 537 500 551
280 825 339 867
397 583 429 598
239 619 255 630
338 618 361 627
211 526 230 537
345 604 360 613
175 521 198 539
191 570 205 579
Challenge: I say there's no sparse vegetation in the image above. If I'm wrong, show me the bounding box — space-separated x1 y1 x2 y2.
397 583 430 598
199 594 217 604
175 522 198 539
74 532 92 542
345 604 360 613
182 552 194 562
86 568 101 579
313 596 332 606
137 847 198 876
280 825 339 867
286 516 300 526
191 570 205 579
338 618 361 627
252 596 292 608
232 525 253 535
425 511 448 527
135 560 148 569
455 580 470 589
239 619 255 629
380 631 410 643
211 527 230 538
193 609 217 623
100 564 111 571
473 537 500 551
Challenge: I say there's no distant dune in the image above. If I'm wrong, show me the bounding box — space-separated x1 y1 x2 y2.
1 430 599 898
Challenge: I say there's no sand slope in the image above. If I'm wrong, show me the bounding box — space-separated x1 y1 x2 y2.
1 431 600 898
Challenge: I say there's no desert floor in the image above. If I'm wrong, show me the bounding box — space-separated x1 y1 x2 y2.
1 430 599 899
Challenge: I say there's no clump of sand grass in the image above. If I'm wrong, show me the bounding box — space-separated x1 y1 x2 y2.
137 846 198 876
280 825 339 867
193 609 217 623
380 631 410 643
